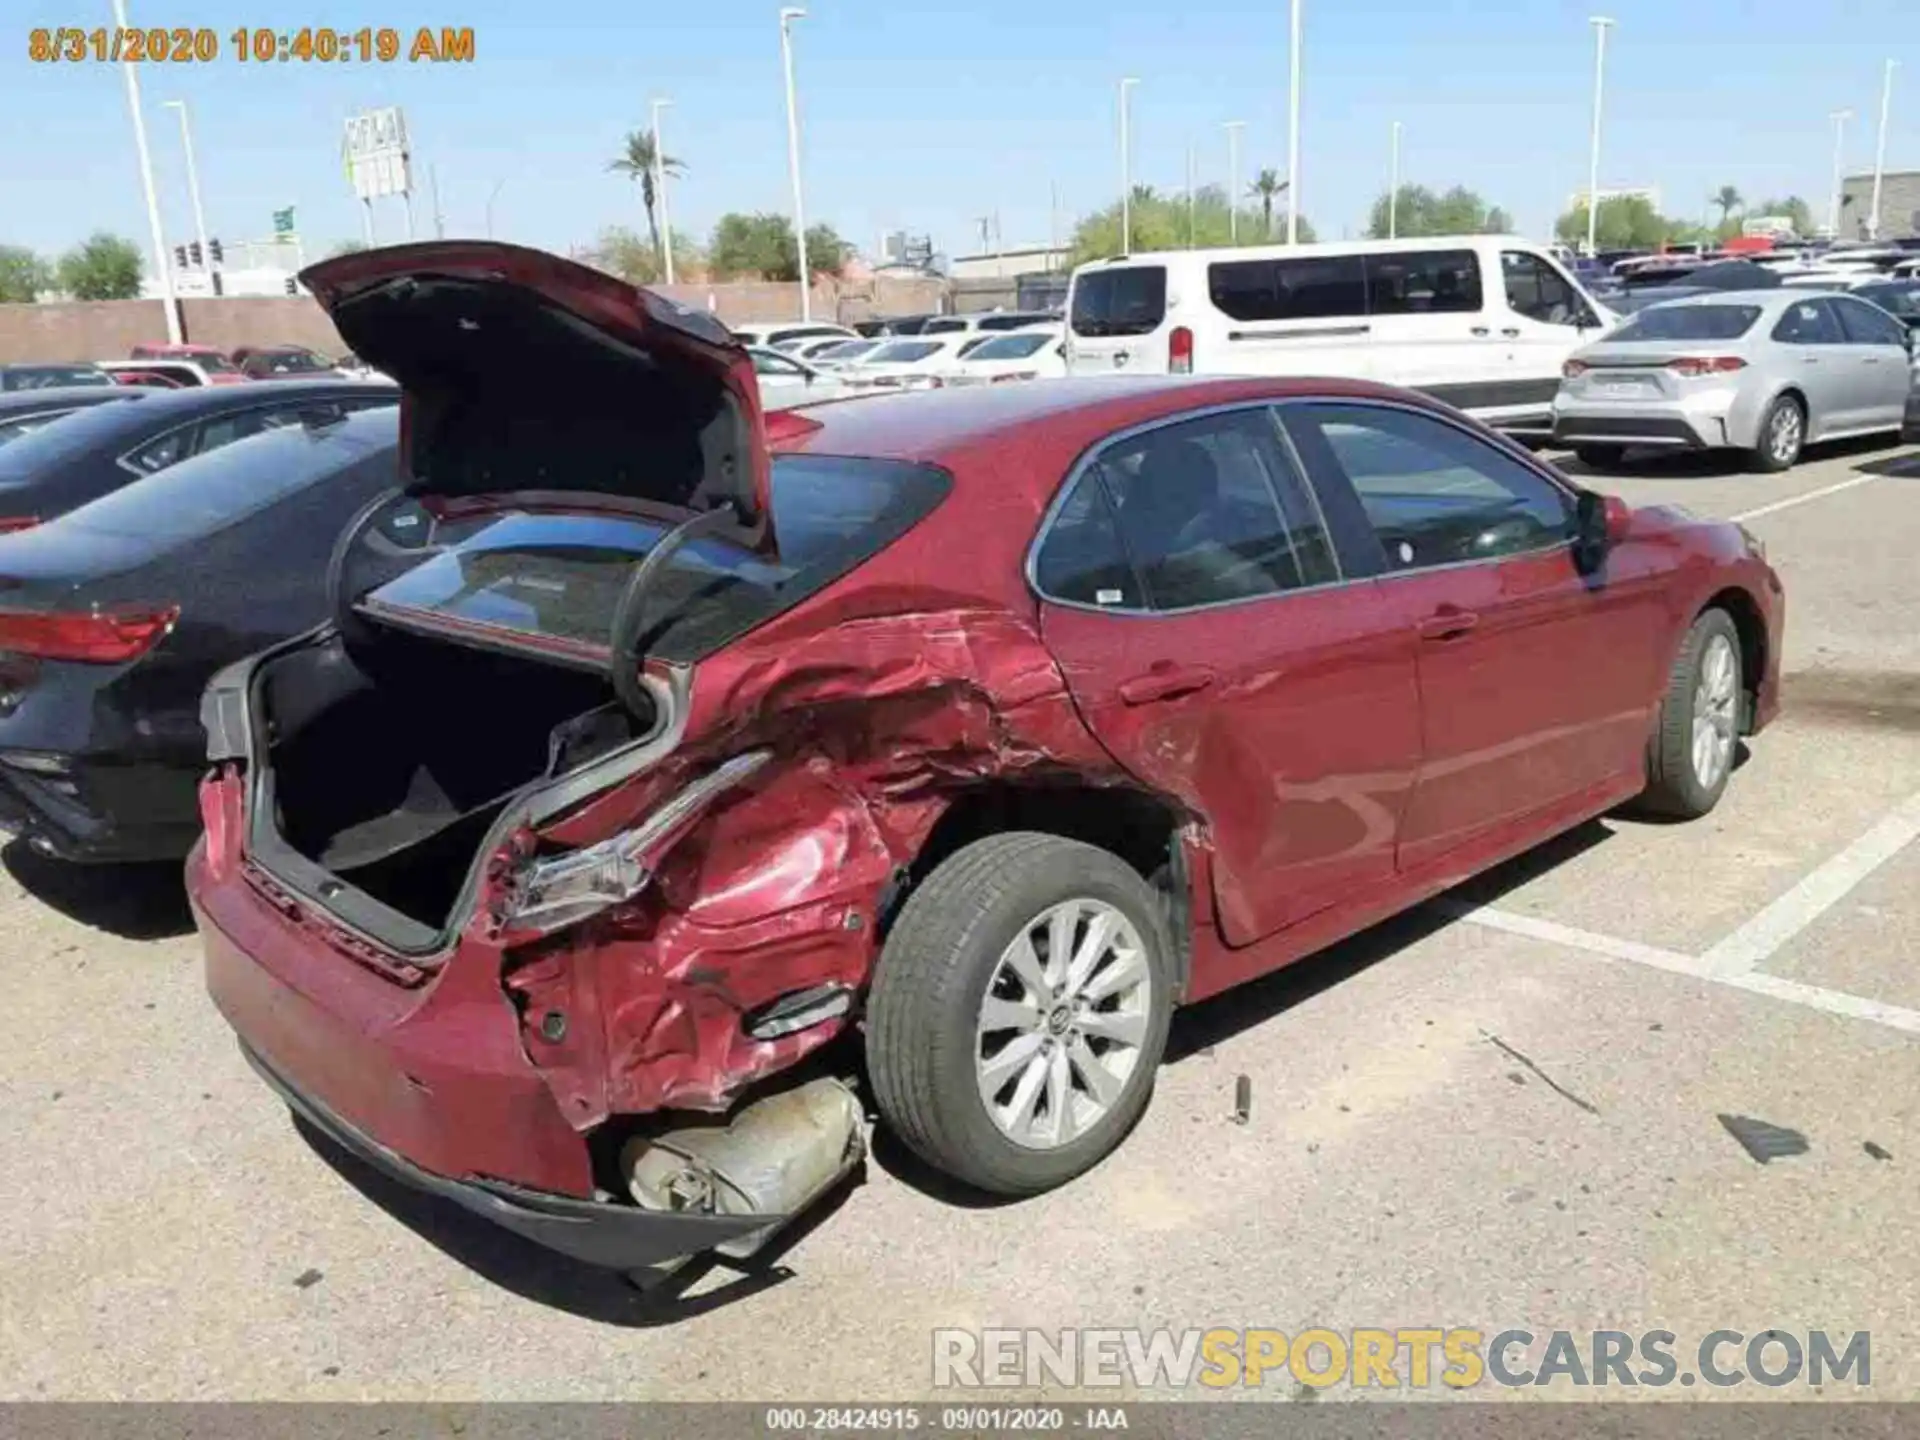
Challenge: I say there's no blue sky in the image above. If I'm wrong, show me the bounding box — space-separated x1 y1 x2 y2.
5 0 1915 268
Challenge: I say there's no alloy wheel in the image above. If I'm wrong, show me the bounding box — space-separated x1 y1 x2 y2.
1691 632 1739 789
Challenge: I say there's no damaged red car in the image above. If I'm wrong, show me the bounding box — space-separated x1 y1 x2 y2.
190 241 1784 1278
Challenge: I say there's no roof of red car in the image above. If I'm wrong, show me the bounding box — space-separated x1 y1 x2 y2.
776 373 1433 470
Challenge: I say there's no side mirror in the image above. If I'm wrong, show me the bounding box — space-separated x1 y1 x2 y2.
1572 489 1630 573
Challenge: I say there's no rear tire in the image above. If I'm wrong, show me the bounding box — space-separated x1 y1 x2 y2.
865 833 1172 1196
1752 394 1804 473
1574 443 1626 469
1640 608 1743 819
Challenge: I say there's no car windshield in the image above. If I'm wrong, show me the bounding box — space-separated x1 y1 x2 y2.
1607 305 1763 342
963 332 1054 361
359 455 952 665
56 408 395 544
1858 285 1920 318
865 340 942 364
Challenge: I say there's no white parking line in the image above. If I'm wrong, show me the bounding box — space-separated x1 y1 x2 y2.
1731 472 1882 522
1697 788 1920 976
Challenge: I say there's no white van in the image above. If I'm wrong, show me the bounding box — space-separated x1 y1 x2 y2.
1063 235 1616 438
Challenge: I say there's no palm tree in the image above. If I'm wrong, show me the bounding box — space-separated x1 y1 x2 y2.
1712 184 1744 227
1249 169 1288 237
607 130 685 272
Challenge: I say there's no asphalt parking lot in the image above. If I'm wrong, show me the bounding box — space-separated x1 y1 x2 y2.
1 435 1916 1403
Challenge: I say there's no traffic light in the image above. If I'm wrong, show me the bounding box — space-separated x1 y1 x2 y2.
189 241 203 268
209 237 224 266
173 245 187 270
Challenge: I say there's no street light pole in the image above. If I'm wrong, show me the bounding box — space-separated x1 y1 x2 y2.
651 96 676 284
779 8 812 320
1119 77 1139 255
485 179 505 239
113 0 180 341
1388 120 1402 239
161 100 211 293
1868 59 1897 242
1828 108 1853 239
1286 0 1302 245
1225 120 1246 244
1585 15 1615 258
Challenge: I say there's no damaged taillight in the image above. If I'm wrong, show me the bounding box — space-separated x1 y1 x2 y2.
499 750 772 938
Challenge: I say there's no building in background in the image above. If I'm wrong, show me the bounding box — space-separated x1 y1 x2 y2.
947 244 1069 282
1838 170 1920 241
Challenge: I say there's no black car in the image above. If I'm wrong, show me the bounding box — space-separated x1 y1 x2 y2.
1854 280 1920 334
0 407 413 861
0 379 393 526
0 386 139 447
0 363 115 391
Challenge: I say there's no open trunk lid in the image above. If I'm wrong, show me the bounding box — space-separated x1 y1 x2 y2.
299 241 774 552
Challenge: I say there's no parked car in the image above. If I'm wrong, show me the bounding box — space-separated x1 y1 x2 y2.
0 386 138 447
842 334 980 389
1065 236 1616 442
0 378 396 525
920 311 1060 337
1850 280 1920 331
130 342 239 373
192 240 1782 1280
802 338 884 370
747 346 856 405
235 345 343 379
940 325 1069 385
98 358 246 389
729 322 860 352
0 363 115 391
1551 290 1913 471
0 408 406 863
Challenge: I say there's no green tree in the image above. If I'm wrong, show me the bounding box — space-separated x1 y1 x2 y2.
607 130 685 273
326 238 369 259
1248 169 1287 239
1752 196 1817 238
0 245 53 303
1366 185 1510 239
1068 186 1314 266
57 233 142 300
588 224 702 285
1712 185 1744 227
708 212 850 282
1554 195 1677 251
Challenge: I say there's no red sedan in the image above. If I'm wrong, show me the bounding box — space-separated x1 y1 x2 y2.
190 242 1783 1278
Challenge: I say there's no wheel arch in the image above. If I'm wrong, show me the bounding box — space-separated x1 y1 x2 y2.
897 781 1197 1000
1699 586 1768 731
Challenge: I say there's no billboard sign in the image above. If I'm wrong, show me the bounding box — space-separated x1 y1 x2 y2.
343 107 411 200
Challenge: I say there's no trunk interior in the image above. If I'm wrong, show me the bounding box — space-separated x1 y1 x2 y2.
255 623 648 933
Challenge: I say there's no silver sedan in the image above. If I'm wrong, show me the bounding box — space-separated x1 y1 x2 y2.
1551 288 1915 471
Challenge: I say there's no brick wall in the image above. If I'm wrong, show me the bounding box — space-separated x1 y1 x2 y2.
0 273 952 365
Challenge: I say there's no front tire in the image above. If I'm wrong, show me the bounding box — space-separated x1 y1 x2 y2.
1752 394 1805 472
1641 608 1743 818
866 833 1173 1196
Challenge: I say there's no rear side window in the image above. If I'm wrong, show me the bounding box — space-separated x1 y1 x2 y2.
1036 409 1338 611
1207 256 1367 323
1608 305 1762 342
361 455 953 664
1070 267 1168 337
1771 300 1844 344
1364 250 1483 315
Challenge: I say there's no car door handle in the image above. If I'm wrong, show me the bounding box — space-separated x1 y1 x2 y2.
1417 608 1480 642
1500 327 1522 338
1118 665 1216 706
1470 326 1492 337
1862 356 1885 365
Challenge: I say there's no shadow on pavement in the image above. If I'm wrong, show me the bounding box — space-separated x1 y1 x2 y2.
2 838 193 940
291 1111 859 1326
1852 449 1920 479
1556 432 1907 483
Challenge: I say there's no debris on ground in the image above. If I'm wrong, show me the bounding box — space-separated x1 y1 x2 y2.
1232 1075 1252 1125
1864 1141 1892 1162
292 1268 325 1290
1482 1031 1600 1115
1718 1114 1810 1165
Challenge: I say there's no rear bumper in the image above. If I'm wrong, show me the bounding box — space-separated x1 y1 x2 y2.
0 755 201 862
242 1040 772 1271
1551 412 1710 448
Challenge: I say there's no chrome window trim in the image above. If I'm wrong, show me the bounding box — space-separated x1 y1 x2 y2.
1026 393 1583 618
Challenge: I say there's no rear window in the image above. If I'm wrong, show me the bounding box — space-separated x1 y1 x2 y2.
1070 267 1167 337
1608 305 1763 342
359 455 953 664
965 332 1055 360
1208 255 1366 323
54 408 395 544
866 340 942 364
1858 284 1920 318
2 367 111 390
920 318 969 335
0 395 154 481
